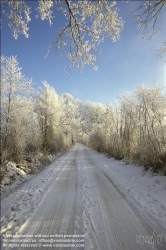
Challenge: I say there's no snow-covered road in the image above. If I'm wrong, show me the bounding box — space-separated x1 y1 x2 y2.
1 144 166 249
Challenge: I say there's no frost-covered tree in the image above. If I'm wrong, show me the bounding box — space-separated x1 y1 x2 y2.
1 1 165 67
102 102 123 158
8 97 35 162
1 55 33 163
60 93 82 145
79 101 107 152
1 0 124 70
35 81 62 153
118 93 138 160
131 0 166 60
81 83 166 172
134 84 166 170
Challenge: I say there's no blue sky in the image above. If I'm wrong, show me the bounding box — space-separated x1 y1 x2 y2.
1 1 166 105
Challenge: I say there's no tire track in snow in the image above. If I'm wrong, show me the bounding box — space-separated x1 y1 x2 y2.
80 149 109 250
82 147 161 250
2 144 166 250
1 148 77 237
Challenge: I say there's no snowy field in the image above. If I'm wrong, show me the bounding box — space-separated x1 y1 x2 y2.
1 144 166 249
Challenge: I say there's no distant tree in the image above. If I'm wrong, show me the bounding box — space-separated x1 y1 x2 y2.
0 0 124 70
60 93 81 144
79 101 107 151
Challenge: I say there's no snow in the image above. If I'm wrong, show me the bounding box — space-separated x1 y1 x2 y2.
1 150 70 235
87 148 166 234
1 153 62 200
1 144 166 249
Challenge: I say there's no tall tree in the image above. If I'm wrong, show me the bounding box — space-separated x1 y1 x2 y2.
35 81 62 153
1 56 33 163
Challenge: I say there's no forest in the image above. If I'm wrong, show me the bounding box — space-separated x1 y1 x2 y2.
1 55 166 176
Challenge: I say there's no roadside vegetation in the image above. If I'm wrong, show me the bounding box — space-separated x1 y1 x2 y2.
1 56 166 186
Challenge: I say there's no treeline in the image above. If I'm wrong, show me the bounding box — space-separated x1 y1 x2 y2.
81 85 166 173
1 56 79 167
1 56 166 174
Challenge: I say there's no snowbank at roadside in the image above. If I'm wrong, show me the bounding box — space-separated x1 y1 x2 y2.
0 152 63 200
